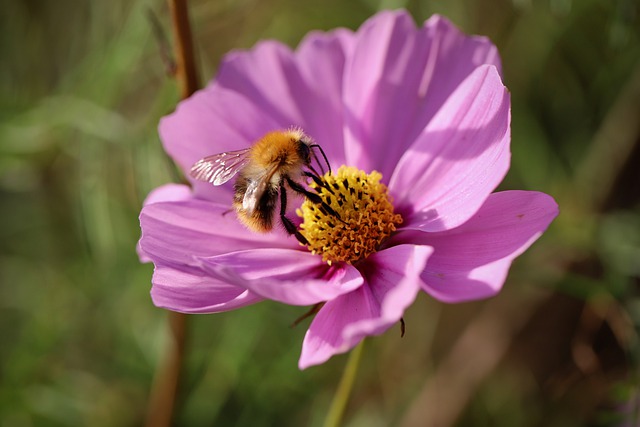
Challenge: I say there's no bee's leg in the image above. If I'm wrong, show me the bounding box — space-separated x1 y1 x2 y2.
302 171 332 193
286 177 344 222
279 182 309 245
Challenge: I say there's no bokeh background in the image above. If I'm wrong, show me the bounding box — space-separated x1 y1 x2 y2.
2 0 639 426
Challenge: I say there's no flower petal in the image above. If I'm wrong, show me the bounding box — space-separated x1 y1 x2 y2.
215 34 353 166
143 183 193 206
158 85 283 201
151 263 262 313
198 249 363 306
393 191 559 302
159 29 356 200
343 11 502 178
139 196 297 267
137 184 194 262
389 64 510 232
291 29 354 166
298 244 432 369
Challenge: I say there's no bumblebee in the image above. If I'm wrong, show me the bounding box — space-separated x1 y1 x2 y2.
190 129 332 243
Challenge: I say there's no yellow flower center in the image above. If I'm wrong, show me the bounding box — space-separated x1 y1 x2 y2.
297 166 403 264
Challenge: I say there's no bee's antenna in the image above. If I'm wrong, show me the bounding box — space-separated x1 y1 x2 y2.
310 144 331 175
308 152 324 176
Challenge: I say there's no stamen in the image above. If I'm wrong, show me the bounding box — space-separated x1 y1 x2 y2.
297 166 402 264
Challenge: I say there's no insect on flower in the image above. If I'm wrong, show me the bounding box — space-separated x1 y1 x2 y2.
139 10 560 369
189 128 334 243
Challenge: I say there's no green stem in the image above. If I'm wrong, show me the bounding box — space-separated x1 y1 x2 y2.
145 311 188 427
322 340 366 427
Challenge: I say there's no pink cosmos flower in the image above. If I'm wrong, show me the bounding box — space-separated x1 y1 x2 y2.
138 10 559 369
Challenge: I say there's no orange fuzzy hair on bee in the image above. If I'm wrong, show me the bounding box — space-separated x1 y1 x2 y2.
189 128 327 242
232 129 313 232
248 129 307 172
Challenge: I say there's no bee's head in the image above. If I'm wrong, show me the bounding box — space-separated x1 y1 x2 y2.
296 136 314 166
287 129 330 175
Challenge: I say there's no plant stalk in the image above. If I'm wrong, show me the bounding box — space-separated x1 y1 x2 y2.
144 1 199 426
322 340 366 427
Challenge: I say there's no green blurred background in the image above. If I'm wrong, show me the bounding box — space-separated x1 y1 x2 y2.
2 0 639 426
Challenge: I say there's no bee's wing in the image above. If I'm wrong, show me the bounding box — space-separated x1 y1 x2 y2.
241 164 280 215
190 149 251 186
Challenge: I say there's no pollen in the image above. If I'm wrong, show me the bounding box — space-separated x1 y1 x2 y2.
297 166 403 264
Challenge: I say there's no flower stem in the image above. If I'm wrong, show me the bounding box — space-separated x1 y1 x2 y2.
322 340 365 427
168 0 199 98
145 311 188 427
145 1 199 426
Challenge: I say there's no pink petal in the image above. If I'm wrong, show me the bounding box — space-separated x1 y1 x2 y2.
290 29 354 166
389 65 510 232
343 11 502 178
143 183 193 206
298 244 432 369
215 35 353 166
198 249 363 306
159 30 356 200
139 196 297 267
393 191 559 302
158 85 282 202
151 263 262 313
137 184 194 262
416 15 502 123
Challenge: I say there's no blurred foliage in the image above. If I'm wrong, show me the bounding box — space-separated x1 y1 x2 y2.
1 0 639 426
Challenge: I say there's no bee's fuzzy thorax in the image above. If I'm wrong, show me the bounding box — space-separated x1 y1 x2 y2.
250 130 306 172
232 129 313 233
190 128 316 235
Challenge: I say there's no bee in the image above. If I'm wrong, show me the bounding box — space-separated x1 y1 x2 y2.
190 128 333 243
